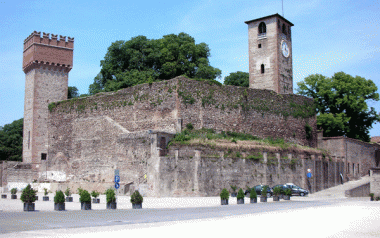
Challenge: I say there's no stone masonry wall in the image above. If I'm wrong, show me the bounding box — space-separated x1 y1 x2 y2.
155 145 344 197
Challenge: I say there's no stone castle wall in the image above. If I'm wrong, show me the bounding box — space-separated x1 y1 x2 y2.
155 145 344 197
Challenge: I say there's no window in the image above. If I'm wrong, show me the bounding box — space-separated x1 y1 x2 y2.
258 44 261 48
258 22 266 34
28 131 30 149
278 20 281 29
282 24 287 35
41 153 47 160
353 163 355 175
357 164 360 175
261 64 265 74
347 163 350 174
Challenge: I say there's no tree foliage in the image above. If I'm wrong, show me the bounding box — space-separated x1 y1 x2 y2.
297 72 380 142
89 33 221 94
68 86 79 99
0 118 23 161
224 71 249 87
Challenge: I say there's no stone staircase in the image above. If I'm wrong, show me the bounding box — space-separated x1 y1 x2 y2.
309 175 371 198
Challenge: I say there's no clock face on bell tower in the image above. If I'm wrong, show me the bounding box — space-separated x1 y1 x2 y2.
245 14 294 94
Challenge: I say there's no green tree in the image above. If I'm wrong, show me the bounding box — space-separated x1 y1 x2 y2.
0 118 23 161
297 72 380 142
68 86 79 99
89 33 221 94
224 71 249 87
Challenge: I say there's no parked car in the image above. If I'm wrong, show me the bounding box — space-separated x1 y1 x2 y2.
245 185 273 197
284 183 309 196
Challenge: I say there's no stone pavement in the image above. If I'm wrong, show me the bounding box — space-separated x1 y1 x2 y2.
0 190 380 237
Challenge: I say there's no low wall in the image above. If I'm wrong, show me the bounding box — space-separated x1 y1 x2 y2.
345 183 370 197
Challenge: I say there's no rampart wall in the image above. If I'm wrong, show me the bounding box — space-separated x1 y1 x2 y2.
154 145 343 197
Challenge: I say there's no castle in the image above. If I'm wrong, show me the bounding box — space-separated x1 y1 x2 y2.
0 14 378 196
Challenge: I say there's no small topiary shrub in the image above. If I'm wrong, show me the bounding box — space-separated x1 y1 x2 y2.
44 188 48 196
130 190 143 204
273 186 281 196
54 190 65 204
261 186 268 197
106 188 116 203
230 185 237 193
11 188 17 195
77 187 84 196
284 188 292 196
220 188 229 200
91 191 100 198
79 190 91 203
237 188 245 200
250 188 257 199
64 188 71 197
20 184 36 203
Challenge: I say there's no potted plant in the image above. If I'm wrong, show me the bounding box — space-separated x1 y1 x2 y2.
54 190 65 211
43 188 49 201
11 188 17 199
273 186 281 202
260 186 268 203
283 188 292 200
65 188 73 202
131 190 143 209
91 190 100 203
80 189 92 210
250 188 257 203
237 188 245 204
370 193 375 201
230 185 237 197
106 188 117 209
1 193 7 199
20 184 36 211
220 188 229 205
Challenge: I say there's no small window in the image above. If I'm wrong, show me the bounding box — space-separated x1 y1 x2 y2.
258 44 261 48
347 163 350 174
282 24 287 35
28 131 30 149
41 153 47 160
278 20 281 29
288 26 291 36
258 22 266 34
261 64 265 74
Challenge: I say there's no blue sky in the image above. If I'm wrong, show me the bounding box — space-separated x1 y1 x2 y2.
1 0 380 137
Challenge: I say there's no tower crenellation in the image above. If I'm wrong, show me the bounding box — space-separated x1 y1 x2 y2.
23 31 74 74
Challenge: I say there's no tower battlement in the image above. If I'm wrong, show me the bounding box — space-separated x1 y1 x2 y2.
23 31 74 73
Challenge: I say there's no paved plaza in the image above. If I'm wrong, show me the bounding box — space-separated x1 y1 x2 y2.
0 189 380 238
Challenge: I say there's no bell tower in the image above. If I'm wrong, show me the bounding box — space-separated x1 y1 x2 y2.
245 14 294 94
22 31 74 174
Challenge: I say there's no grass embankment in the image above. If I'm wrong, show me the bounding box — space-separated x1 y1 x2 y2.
168 126 322 154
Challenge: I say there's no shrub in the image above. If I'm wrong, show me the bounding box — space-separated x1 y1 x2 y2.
237 188 245 199
250 188 257 199
106 188 116 203
64 188 71 197
79 190 91 203
91 191 100 198
54 190 65 203
220 188 229 200
230 185 237 193
186 123 194 130
77 187 84 196
284 188 292 196
130 190 143 204
261 186 268 197
20 184 36 203
273 186 281 196
10 188 17 195
44 188 48 196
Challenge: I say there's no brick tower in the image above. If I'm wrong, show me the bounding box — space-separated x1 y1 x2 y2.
245 14 294 94
22 31 74 175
